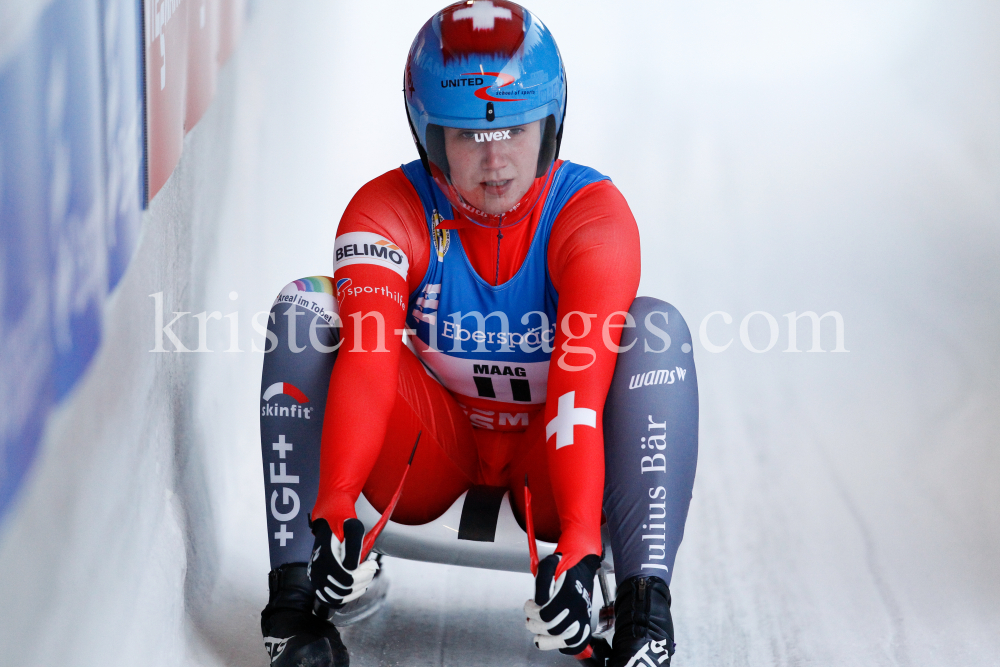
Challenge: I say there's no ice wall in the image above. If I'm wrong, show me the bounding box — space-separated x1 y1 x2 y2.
0 1 405 664
1 2 999 666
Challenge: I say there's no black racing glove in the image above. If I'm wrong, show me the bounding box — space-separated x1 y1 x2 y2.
307 517 379 616
524 553 601 655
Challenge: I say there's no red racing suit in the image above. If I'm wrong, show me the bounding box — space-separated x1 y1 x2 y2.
313 159 640 576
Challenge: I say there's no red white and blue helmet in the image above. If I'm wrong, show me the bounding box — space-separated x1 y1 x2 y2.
404 1 567 186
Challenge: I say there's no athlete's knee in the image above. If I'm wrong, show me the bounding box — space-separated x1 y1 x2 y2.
604 295 698 434
267 276 341 354
272 277 339 318
621 296 693 358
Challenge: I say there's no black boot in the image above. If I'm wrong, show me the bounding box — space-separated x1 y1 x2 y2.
261 563 350 667
610 576 674 667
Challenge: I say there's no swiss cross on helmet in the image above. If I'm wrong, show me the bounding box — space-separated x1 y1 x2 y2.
404 1 567 195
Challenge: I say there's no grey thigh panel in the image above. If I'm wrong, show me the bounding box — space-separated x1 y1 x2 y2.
259 286 339 568
603 297 699 584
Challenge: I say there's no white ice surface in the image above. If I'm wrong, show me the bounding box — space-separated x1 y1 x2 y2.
1 1 999 666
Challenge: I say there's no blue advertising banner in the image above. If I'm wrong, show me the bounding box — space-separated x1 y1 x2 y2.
101 0 145 289
0 0 144 521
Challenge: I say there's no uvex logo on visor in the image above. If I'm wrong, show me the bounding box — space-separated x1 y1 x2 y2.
462 72 527 102
475 130 512 142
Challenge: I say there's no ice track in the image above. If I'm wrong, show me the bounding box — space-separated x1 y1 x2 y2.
1 1 998 666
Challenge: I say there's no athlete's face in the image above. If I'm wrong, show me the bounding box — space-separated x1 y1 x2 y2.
443 120 541 216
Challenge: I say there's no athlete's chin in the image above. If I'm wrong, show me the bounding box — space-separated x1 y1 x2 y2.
479 199 520 216
478 185 532 215
459 192 513 216
456 181 530 216
478 197 514 215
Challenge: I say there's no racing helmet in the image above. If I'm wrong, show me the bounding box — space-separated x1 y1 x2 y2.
404 1 567 217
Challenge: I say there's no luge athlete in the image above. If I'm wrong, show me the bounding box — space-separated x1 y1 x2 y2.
256 3 699 666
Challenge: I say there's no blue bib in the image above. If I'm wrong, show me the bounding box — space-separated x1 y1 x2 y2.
402 160 608 409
